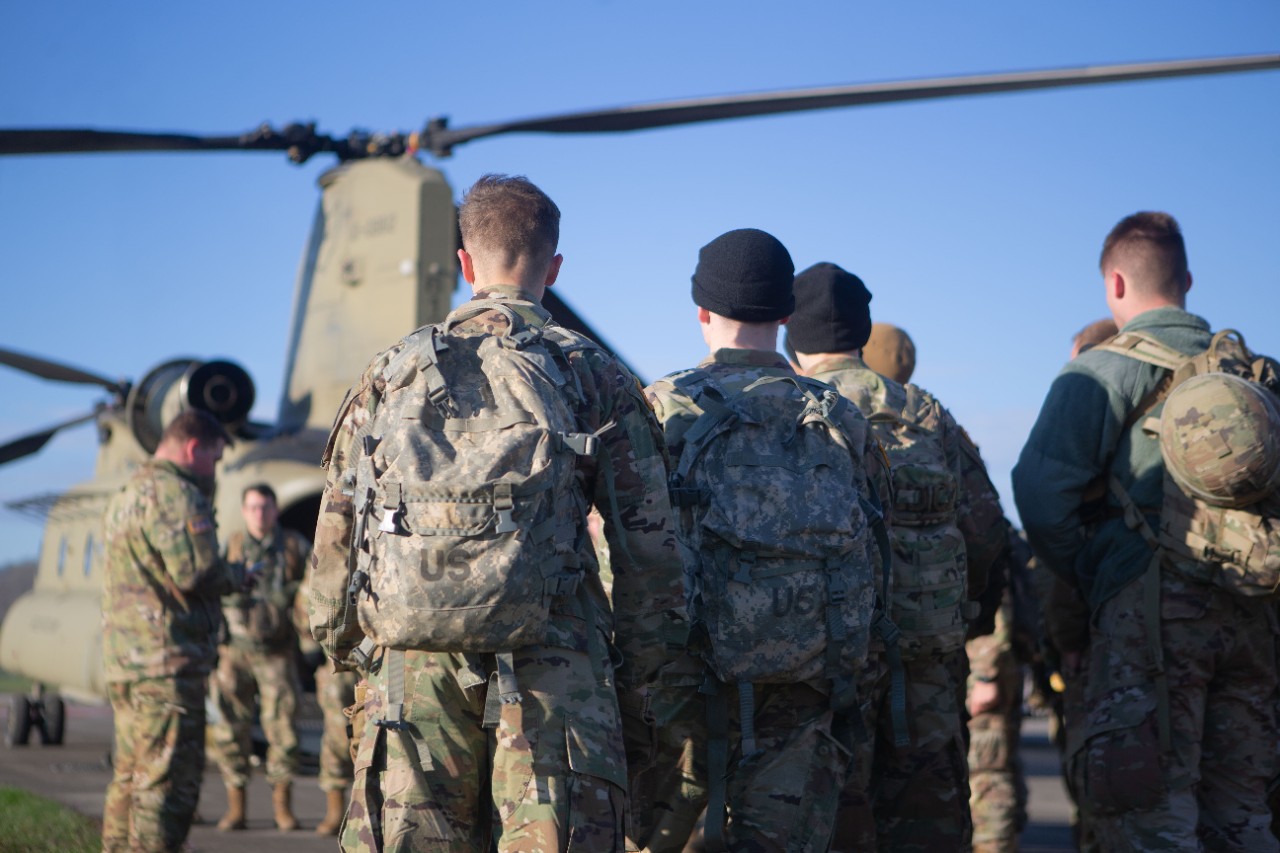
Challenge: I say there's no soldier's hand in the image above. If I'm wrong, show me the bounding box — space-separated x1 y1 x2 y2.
967 679 1001 715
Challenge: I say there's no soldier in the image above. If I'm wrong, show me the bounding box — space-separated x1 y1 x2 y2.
1014 212 1279 850
101 409 243 853
964 529 1036 853
640 230 888 852
862 322 916 385
309 174 683 852
208 483 308 831
294 560 358 836
1041 316 1117 853
785 263 1006 852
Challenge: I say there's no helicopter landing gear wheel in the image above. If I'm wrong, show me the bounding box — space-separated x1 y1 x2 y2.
38 695 65 745
5 694 33 747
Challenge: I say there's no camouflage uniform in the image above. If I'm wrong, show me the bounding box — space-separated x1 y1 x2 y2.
101 459 235 853
806 354 1006 853
308 287 683 853
639 348 889 853
1014 306 1279 851
965 579 1028 853
295 571 358 793
208 525 308 788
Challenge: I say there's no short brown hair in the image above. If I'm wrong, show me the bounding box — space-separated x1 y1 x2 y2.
458 174 560 270
1099 211 1188 298
1071 317 1118 355
160 409 230 449
242 482 277 504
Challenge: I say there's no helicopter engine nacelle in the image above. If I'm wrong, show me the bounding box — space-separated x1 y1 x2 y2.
125 358 255 453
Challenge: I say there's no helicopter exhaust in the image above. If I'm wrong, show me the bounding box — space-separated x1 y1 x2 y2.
125 358 255 453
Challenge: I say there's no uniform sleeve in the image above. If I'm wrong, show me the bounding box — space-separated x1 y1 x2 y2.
947 416 1009 601
309 360 385 664
1013 366 1120 584
966 599 1013 686
150 481 227 595
586 361 685 691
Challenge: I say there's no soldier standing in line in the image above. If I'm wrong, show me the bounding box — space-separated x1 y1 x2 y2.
309 174 684 852
785 263 1007 852
1014 212 1279 850
294 557 358 836
861 321 1035 853
1036 316 1118 853
101 409 244 853
963 529 1036 853
639 230 889 852
209 483 308 831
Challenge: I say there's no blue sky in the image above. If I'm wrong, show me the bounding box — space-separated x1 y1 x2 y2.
1 2 1277 566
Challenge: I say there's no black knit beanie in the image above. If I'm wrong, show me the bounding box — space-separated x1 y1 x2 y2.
786 262 873 354
691 228 795 322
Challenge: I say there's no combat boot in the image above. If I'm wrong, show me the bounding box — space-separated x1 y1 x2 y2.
315 787 347 836
216 784 247 831
273 782 299 832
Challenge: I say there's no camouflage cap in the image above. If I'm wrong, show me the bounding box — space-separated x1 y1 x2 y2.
862 322 916 384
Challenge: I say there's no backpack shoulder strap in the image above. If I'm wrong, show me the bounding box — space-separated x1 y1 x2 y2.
1092 330 1188 372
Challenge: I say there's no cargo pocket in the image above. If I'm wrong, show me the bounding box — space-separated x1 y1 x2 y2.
1080 688 1166 814
566 714 629 853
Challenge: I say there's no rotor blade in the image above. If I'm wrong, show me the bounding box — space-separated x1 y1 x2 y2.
542 290 646 385
0 347 125 393
0 129 264 156
425 53 1280 155
0 411 99 466
0 124 373 163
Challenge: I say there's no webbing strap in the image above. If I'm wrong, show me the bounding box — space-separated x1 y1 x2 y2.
481 652 523 729
374 649 434 771
702 673 729 853
349 636 378 672
738 680 759 759
824 559 849 689
1109 475 1173 753
874 612 910 747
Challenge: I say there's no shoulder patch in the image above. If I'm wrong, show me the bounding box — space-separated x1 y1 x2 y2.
187 515 214 535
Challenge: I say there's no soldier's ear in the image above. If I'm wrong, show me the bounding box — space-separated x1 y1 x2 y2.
458 248 477 285
544 254 563 287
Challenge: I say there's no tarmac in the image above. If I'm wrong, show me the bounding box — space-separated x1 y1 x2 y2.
0 693 1077 852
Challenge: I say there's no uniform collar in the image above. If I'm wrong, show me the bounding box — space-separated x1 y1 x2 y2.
1122 305 1210 334
804 352 869 376
701 348 793 370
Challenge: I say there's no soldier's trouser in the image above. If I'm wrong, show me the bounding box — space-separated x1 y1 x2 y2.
630 673 851 853
342 643 629 853
1059 655 1101 853
103 676 207 853
966 656 1026 853
316 663 358 791
208 645 300 787
1081 570 1279 852
833 648 971 852
624 654 707 853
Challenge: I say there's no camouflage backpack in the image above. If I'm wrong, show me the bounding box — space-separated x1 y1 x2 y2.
661 369 882 707
346 300 602 654
865 384 973 658
1097 328 1280 597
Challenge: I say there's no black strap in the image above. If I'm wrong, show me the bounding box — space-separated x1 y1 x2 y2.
702 672 729 853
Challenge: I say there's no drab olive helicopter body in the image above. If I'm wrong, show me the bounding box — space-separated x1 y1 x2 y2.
1 53 1276 746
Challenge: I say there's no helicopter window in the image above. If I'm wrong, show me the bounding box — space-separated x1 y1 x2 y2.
57 537 68 577
84 533 95 577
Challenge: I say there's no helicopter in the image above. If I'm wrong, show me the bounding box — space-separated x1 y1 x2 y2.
1 52 1278 746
